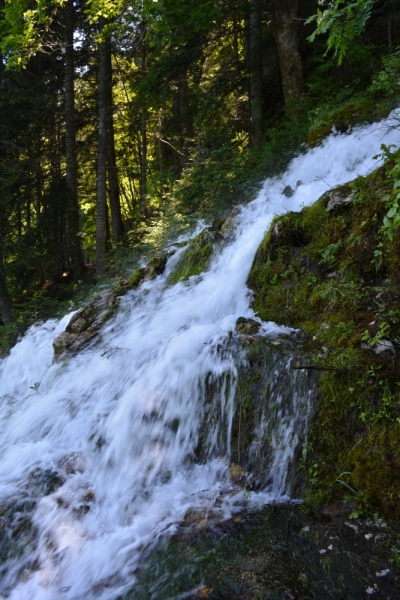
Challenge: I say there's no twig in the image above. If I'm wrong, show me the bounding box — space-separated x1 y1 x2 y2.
315 175 332 189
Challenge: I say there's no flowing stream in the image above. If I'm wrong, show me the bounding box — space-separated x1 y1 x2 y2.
0 117 399 600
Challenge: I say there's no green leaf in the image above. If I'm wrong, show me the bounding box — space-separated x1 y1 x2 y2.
387 206 398 218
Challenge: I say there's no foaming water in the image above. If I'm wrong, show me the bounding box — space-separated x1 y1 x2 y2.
0 117 398 599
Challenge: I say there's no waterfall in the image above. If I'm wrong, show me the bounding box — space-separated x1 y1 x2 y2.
0 117 398 599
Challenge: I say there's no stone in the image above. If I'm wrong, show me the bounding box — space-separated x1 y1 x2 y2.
221 206 240 235
327 271 340 280
283 185 295 198
326 190 355 211
373 340 395 357
321 500 353 517
235 317 261 335
53 290 116 360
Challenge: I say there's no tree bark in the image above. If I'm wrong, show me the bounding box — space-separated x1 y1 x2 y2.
96 17 108 276
0 223 12 325
104 38 124 245
140 104 147 210
269 0 303 104
139 30 148 211
249 0 263 150
178 64 192 162
65 0 85 281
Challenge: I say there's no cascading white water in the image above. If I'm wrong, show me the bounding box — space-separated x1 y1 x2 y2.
0 116 399 600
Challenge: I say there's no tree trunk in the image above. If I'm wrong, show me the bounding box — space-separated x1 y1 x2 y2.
65 0 85 281
0 224 12 325
96 17 108 276
269 0 303 104
104 38 124 245
249 0 263 150
140 33 147 211
140 105 147 210
178 64 192 162
0 270 12 325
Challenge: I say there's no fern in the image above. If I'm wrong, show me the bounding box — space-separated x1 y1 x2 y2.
306 0 374 65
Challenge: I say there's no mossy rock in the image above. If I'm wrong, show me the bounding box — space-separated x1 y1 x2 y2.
307 97 373 147
168 227 223 284
248 164 400 521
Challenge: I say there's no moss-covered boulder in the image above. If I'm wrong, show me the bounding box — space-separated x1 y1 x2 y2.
168 227 223 284
248 159 400 521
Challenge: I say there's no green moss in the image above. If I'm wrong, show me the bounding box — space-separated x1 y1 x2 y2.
168 227 222 284
307 97 373 147
248 163 400 521
128 267 145 288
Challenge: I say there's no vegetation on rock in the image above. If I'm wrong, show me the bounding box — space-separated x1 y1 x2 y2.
248 148 400 521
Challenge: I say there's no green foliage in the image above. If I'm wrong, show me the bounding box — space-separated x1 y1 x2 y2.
306 0 374 65
1 0 66 68
369 50 400 97
0 322 25 358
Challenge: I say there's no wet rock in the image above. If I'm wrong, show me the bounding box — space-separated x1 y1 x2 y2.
0 496 38 565
235 317 261 335
220 206 241 235
373 340 395 357
53 289 117 360
144 253 168 281
59 452 89 474
283 185 295 198
326 190 355 211
26 468 65 496
125 506 400 600
322 500 354 518
211 217 224 232
225 335 318 495
184 508 204 525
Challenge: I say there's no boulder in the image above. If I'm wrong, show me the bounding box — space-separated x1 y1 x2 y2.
326 190 355 211
53 290 117 360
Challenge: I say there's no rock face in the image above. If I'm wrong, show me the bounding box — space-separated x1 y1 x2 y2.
195 327 317 497
53 251 170 361
246 173 400 522
53 290 118 359
235 317 261 335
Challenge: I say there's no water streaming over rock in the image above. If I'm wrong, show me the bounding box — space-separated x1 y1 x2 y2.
0 117 399 599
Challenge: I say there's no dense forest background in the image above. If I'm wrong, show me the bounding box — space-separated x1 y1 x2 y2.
0 0 399 346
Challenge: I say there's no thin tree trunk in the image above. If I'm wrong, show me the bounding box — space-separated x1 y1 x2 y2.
178 64 192 163
0 223 12 324
104 39 124 244
65 0 85 281
26 194 31 230
249 0 263 150
269 0 303 104
140 35 147 211
96 17 108 276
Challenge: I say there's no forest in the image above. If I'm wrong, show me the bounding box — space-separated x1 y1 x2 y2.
0 0 398 348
